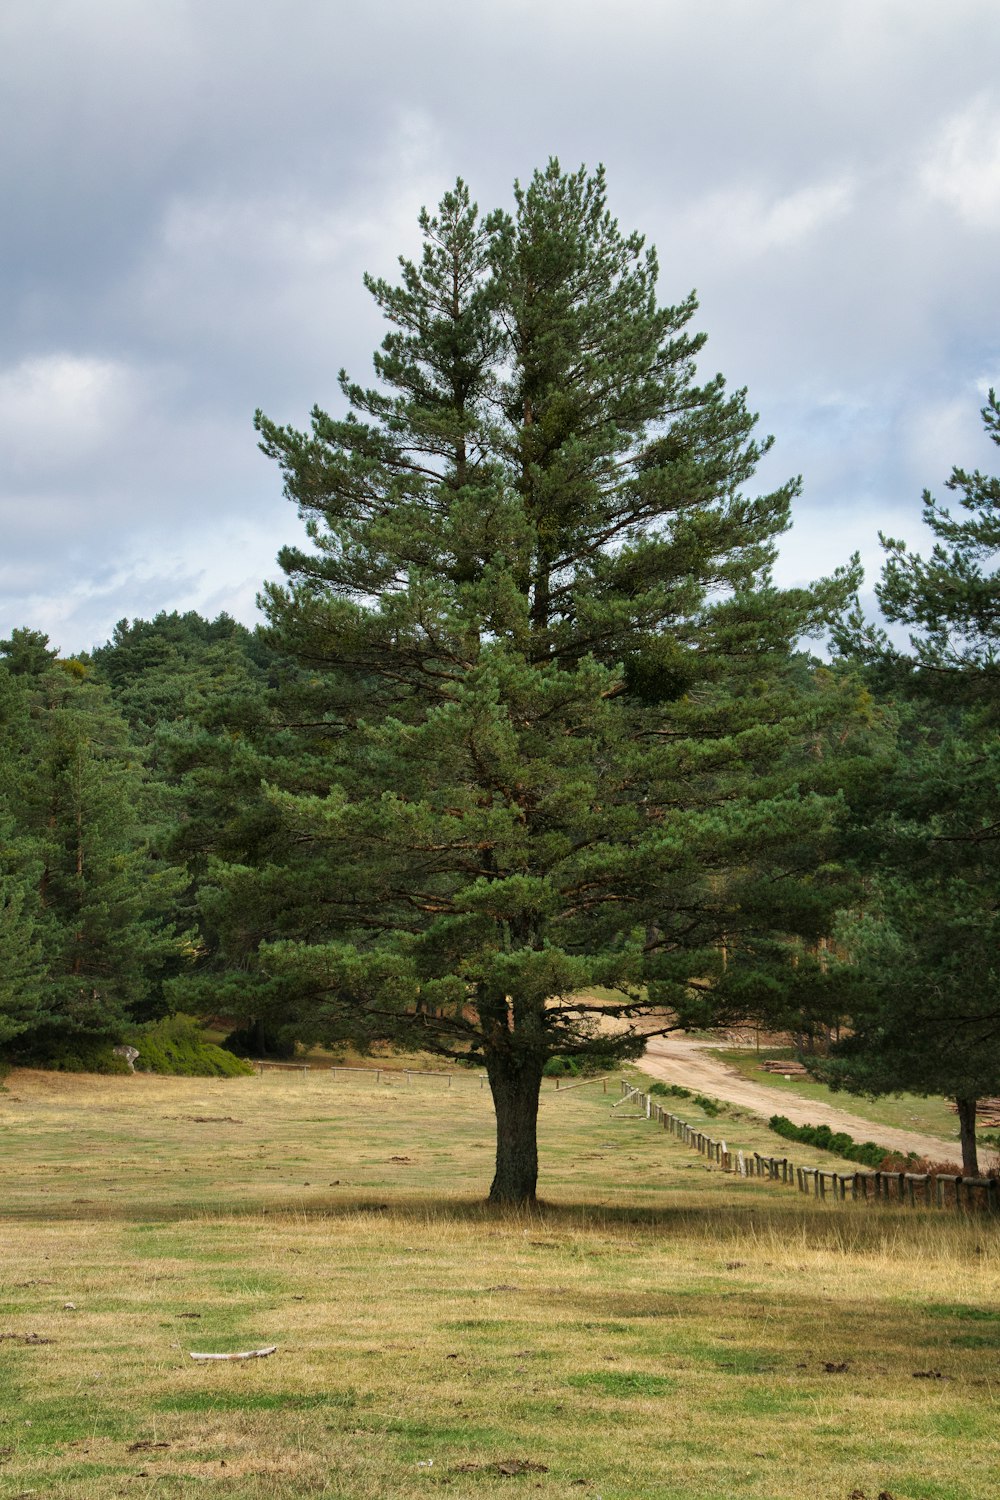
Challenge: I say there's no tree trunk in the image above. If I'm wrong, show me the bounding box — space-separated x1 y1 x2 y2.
956 1096 978 1177
486 1051 544 1206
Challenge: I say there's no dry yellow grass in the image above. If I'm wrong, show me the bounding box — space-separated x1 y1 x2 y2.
0 1065 998 1498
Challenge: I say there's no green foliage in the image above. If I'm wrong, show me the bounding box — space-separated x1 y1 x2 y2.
648 1082 721 1115
831 390 1000 1173
133 1014 254 1077
543 1055 580 1078
15 1039 132 1074
90 610 291 1011
543 1050 618 1078
768 1113 889 1168
232 161 861 1202
0 626 58 677
0 864 47 1045
0 651 190 1057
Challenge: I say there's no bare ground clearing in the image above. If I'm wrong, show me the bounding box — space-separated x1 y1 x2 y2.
636 1034 1000 1167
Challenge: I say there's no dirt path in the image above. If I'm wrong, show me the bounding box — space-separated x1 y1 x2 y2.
636 1035 995 1168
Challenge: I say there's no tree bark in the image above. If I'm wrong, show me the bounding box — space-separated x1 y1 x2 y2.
486 1051 544 1206
956 1096 979 1177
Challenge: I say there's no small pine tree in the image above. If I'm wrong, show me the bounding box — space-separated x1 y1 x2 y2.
831 390 1000 1174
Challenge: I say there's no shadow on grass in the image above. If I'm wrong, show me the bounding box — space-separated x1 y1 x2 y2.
1 1185 976 1252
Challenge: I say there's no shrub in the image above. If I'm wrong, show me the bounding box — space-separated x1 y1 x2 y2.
12 1039 131 1074
133 1015 255 1077
647 1082 720 1114
768 1114 888 1168
876 1151 963 1175
543 1055 580 1078
544 1051 619 1078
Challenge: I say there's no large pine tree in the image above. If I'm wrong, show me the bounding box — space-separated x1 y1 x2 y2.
244 163 857 1203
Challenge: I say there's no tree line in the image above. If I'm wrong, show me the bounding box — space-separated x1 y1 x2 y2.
2 162 998 1200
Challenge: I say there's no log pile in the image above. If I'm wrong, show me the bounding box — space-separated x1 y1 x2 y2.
948 1098 1000 1127
759 1059 810 1078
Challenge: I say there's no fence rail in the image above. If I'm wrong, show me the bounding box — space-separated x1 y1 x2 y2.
253 1061 611 1093
255 1061 491 1088
619 1084 998 1213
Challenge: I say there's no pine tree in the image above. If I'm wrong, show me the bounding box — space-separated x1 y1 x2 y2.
0 640 188 1057
829 390 1000 1174
0 668 48 1045
246 163 858 1203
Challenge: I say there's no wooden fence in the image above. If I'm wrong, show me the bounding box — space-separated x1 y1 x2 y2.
619 1084 1000 1213
255 1061 490 1088
254 1061 613 1094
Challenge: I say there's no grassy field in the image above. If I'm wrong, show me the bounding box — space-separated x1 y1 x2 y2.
708 1049 965 1142
1 1065 999 1499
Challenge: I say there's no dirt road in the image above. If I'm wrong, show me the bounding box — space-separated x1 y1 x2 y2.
636 1034 994 1168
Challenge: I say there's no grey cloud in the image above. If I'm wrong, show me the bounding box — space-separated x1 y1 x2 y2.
1 0 999 644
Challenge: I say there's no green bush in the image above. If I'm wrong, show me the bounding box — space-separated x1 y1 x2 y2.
543 1055 580 1078
647 1082 720 1115
12 1039 131 1074
543 1051 619 1078
133 1015 255 1077
768 1114 889 1168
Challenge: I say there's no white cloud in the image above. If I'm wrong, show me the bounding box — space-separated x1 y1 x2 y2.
0 510 294 653
897 381 1000 495
679 175 856 260
0 354 142 477
920 95 1000 229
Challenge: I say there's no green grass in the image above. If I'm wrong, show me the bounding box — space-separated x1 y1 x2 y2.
0 1065 999 1498
709 1048 962 1141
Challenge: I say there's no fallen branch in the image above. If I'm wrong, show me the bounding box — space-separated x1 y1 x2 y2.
189 1346 277 1362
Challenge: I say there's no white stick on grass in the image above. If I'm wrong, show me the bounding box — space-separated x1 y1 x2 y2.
189 1346 277 1361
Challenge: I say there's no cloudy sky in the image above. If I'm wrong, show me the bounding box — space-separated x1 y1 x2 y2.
2 0 998 653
